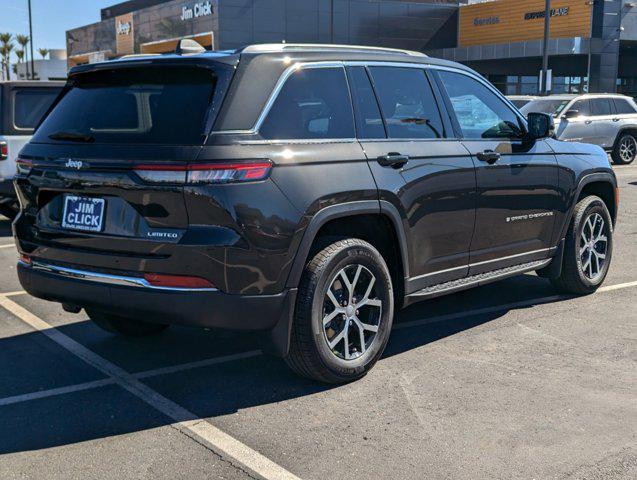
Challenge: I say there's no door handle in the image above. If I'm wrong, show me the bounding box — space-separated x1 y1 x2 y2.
377 152 409 168
585 120 593 124
613 118 620 122
476 150 501 165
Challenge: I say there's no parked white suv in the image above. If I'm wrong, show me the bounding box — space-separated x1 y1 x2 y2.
520 94 637 164
0 81 63 219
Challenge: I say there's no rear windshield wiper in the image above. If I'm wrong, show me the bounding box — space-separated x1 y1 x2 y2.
48 131 95 143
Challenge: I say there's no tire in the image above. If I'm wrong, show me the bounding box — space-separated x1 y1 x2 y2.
87 309 169 337
0 202 18 221
550 195 613 295
611 133 637 165
285 238 394 384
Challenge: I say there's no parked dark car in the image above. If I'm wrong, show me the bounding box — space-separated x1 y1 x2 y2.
13 43 617 383
0 81 64 219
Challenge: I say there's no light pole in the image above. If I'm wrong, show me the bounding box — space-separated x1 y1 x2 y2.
540 0 551 95
586 0 595 93
28 0 35 80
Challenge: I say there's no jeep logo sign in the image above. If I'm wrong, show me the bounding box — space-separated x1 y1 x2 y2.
181 1 213 21
117 20 131 35
65 159 83 170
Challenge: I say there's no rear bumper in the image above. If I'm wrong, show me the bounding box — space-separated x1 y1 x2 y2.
17 261 293 333
0 178 16 199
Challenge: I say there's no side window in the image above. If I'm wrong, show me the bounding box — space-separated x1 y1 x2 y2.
613 98 637 114
346 67 385 139
260 67 355 140
437 70 522 140
570 99 591 116
368 67 444 139
591 98 613 116
14 89 61 130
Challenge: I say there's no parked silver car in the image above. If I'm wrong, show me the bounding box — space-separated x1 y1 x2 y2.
520 94 637 164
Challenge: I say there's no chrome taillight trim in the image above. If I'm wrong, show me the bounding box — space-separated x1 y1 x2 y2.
23 261 218 292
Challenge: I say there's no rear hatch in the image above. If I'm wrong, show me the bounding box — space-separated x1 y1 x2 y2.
14 60 234 261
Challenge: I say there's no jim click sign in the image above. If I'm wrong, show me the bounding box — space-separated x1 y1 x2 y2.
524 7 569 20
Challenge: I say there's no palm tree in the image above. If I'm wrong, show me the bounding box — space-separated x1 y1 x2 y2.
38 48 49 59
15 34 29 79
15 49 25 79
0 33 13 80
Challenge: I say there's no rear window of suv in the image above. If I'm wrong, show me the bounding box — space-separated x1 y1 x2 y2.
14 89 61 130
32 66 222 145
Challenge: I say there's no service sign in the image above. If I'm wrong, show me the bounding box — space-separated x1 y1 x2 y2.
459 0 590 47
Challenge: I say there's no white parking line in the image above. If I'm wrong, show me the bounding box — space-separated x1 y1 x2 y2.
134 350 262 379
0 295 301 480
0 378 115 407
0 244 14 249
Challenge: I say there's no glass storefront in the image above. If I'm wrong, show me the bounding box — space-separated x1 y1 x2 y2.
489 75 588 95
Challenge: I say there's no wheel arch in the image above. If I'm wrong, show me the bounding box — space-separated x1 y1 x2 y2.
558 172 618 241
612 126 637 151
285 200 410 291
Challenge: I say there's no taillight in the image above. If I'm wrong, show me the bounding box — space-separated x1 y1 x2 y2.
0 142 7 160
19 254 31 265
16 157 32 174
134 161 272 184
143 273 215 289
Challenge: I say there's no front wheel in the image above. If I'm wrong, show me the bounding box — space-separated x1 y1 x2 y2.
612 133 637 165
87 309 169 337
285 238 394 384
550 195 613 295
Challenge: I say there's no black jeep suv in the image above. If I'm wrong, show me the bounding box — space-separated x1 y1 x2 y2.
13 43 617 383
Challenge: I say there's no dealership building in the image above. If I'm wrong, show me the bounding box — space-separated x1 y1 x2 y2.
67 0 636 96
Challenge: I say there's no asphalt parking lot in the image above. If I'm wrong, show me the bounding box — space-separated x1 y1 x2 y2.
0 165 636 480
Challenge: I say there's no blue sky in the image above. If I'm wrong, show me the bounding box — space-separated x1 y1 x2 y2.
1 0 114 59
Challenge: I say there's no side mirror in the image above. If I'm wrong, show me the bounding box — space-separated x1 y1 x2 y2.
527 112 555 140
563 109 580 119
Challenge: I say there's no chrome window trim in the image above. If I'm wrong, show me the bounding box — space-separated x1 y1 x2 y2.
26 261 218 292
212 59 527 139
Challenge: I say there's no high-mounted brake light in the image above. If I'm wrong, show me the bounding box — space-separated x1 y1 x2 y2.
16 157 32 174
134 161 272 184
143 273 215 289
0 142 7 161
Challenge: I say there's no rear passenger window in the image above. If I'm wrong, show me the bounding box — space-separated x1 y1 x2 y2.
14 89 60 130
260 68 355 140
591 98 613 116
346 67 385 139
368 67 444 139
613 98 637 114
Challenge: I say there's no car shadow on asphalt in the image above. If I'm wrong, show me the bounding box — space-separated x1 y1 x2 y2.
0 217 12 240
0 273 570 455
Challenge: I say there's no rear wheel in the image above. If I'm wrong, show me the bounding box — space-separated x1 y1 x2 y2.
550 195 613 295
285 238 394 384
87 309 169 337
612 133 637 165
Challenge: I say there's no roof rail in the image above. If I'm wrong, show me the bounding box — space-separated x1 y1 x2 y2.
239 43 427 57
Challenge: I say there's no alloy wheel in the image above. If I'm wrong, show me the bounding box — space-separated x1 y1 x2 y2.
619 136 637 163
579 212 608 281
322 264 382 360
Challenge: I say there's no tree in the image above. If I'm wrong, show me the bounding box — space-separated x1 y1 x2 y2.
15 49 25 62
0 33 14 81
15 34 29 79
38 48 49 59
